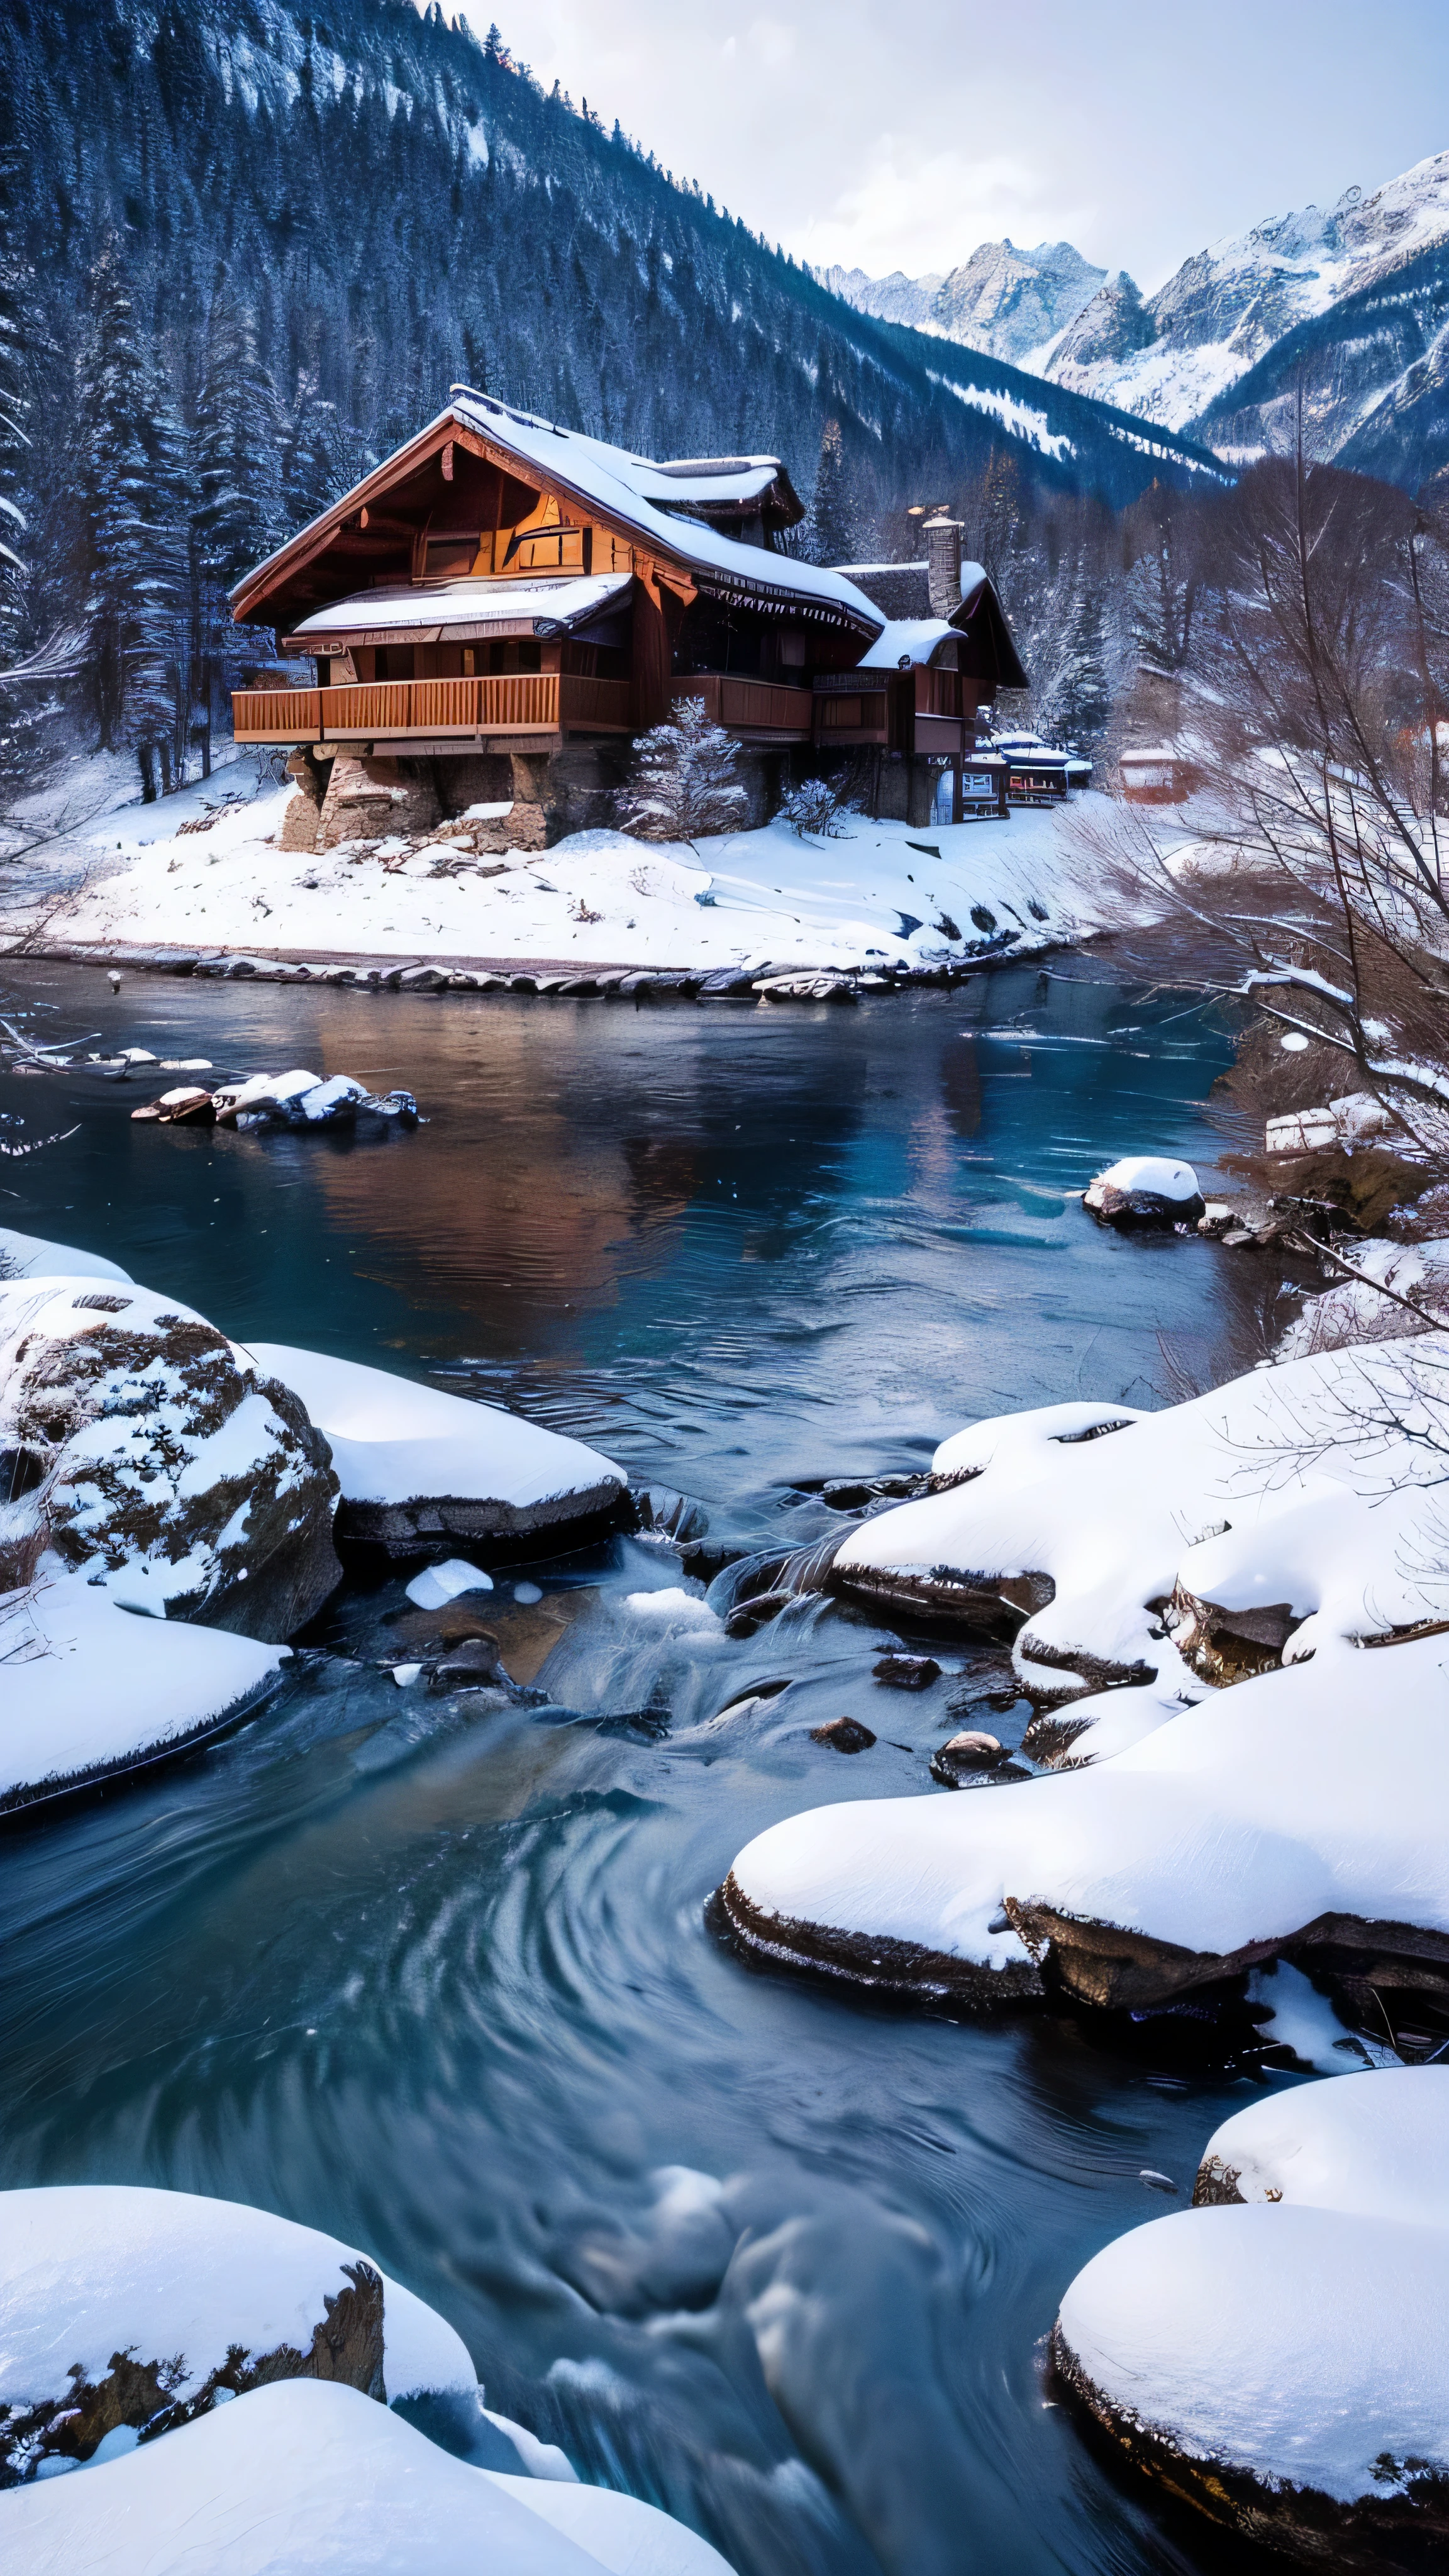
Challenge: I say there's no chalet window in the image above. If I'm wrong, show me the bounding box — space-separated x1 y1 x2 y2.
779 631 807 667
375 645 414 682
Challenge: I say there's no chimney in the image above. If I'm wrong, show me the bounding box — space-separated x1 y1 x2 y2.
923 516 963 619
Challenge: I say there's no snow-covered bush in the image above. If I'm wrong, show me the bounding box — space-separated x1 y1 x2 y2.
618 697 747 844
780 778 850 839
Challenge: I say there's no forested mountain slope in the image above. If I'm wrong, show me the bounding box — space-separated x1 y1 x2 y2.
0 0 1223 642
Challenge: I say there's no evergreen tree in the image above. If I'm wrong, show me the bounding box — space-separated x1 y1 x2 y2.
280 369 347 533
0 155 30 663
74 237 179 773
619 696 747 843
807 418 860 566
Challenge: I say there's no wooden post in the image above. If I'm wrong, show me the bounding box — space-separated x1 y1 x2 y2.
630 570 671 731
952 759 963 826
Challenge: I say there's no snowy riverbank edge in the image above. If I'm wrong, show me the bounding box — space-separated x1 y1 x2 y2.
0 763 1141 991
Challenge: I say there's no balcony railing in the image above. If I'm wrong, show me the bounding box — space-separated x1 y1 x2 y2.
232 673 634 747
670 675 814 738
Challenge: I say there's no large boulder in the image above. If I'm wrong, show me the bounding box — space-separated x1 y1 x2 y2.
1054 2070 1449 2567
0 1279 341 1638
244 1344 626 1559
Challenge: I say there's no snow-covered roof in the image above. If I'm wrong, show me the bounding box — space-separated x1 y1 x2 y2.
638 460 780 507
858 618 960 670
447 393 877 628
233 397 881 639
284 574 631 649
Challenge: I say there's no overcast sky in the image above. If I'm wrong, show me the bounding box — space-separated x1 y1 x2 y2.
444 3 1449 293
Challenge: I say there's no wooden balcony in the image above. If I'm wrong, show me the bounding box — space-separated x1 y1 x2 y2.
811 667 972 755
811 674 889 748
232 673 633 749
670 674 813 741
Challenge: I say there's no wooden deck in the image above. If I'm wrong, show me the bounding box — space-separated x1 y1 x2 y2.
232 673 633 747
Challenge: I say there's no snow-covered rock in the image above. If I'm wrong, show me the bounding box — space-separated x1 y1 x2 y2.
0 1279 340 1638
242 1345 625 1557
3 2376 736 2573
1082 1154 1204 1228
1192 2061 1449 2214
0 1568 286 1814
1053 2070 1449 2561
0 1227 132 1284
721 1629 1449 2013
0 2184 478 2482
828 1340 1449 1730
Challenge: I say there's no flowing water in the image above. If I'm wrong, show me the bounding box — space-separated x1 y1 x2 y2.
1 960 1296 2575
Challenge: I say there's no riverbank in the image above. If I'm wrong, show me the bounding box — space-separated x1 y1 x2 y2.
1 757 1138 990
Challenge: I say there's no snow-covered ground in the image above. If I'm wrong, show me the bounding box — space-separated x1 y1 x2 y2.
0 759 1128 977
1054 2069 1449 2553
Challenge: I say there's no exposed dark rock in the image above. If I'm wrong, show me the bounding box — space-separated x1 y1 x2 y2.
835 1560 1053 1638
931 1729 1004 1785
429 1635 502 1689
724 1589 796 1638
719 1868 1045 2006
872 1653 941 1690
1172 1583 1301 1685
1050 2320 1449 2571
1191 2155 1248 2207
809 1715 877 1753
335 1480 628 1562
0 2262 386 2484
1084 1177 1207 1228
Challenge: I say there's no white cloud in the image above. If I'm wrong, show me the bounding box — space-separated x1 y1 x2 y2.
796 138 1097 278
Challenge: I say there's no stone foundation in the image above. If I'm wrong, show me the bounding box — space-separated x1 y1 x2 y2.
279 740 947 853
316 755 441 852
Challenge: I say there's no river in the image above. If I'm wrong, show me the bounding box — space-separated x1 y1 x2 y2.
1 960 1282 2575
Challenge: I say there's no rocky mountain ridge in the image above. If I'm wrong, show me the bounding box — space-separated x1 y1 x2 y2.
826 149 1449 486
816 238 1105 370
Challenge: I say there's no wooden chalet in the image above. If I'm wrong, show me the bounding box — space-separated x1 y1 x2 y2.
230 399 1030 839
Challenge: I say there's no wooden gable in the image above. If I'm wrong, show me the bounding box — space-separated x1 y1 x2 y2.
231 416 692 637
